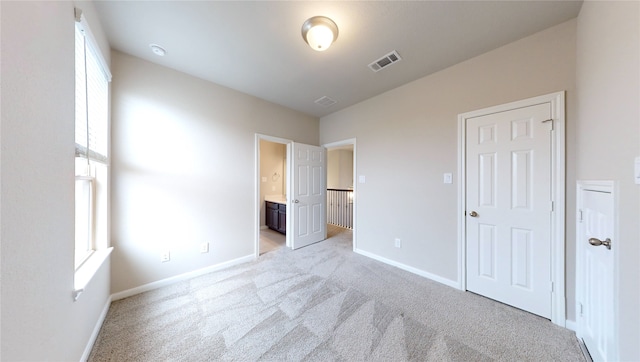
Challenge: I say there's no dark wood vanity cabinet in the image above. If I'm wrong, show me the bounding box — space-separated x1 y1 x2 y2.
266 201 286 234
266 202 278 230
277 204 286 234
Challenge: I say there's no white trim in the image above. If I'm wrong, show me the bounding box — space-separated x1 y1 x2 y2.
74 247 113 301
457 91 566 326
110 254 254 301
255 134 293 257
80 296 112 362
322 138 357 251
354 248 459 289
565 319 577 332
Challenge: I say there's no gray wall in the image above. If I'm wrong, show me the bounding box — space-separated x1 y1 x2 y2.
575 1 639 359
3 1 638 360
1 1 112 360
320 19 578 316
110 51 318 294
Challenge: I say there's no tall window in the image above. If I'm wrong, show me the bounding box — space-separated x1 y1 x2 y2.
75 10 111 269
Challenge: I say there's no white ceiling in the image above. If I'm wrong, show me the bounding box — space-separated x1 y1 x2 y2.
94 1 582 118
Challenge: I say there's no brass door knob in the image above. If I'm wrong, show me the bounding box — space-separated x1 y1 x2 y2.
469 211 478 217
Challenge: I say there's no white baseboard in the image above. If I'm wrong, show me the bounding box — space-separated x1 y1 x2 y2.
111 254 255 301
354 248 459 289
565 319 577 332
80 296 112 362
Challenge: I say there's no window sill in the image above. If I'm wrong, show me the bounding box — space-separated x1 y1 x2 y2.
73 247 113 301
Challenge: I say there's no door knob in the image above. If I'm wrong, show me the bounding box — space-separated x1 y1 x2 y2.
294 199 300 203
588 237 611 250
469 211 478 217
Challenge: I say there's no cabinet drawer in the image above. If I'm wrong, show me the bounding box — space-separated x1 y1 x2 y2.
266 201 278 210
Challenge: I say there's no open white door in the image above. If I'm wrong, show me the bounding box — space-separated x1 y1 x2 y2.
577 181 617 362
289 142 326 249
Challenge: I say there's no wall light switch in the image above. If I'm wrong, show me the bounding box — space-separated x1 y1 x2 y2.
359 175 366 184
261 177 267 183
160 251 170 263
444 173 453 184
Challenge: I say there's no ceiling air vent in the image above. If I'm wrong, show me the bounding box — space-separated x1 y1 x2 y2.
368 50 402 72
314 96 338 107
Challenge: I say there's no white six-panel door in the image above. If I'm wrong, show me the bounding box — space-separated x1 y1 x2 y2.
290 143 326 250
577 182 616 362
466 103 553 318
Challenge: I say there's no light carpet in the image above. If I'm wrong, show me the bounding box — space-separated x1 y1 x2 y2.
89 226 584 361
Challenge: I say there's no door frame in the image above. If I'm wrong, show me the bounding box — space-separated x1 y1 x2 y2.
575 180 619 361
456 91 566 326
322 138 357 252
254 133 293 258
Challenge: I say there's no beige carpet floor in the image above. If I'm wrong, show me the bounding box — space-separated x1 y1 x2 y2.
89 225 583 361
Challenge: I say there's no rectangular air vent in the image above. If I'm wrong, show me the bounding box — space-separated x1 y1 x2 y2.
314 96 337 107
368 50 402 72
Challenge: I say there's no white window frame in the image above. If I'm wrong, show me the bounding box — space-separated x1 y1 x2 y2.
73 8 113 300
75 171 96 269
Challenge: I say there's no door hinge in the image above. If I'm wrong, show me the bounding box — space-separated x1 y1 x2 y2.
550 281 554 292
542 118 554 131
578 209 583 223
579 302 584 316
550 201 554 212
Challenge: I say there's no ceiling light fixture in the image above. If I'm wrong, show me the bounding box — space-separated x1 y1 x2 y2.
149 44 166 56
301 16 338 52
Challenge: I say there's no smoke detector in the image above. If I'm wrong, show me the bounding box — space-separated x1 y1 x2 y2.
149 44 166 56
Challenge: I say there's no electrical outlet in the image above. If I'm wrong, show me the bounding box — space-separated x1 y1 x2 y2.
161 251 170 262
200 242 209 253
394 238 401 248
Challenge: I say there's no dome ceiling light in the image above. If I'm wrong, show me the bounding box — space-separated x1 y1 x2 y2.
301 16 338 51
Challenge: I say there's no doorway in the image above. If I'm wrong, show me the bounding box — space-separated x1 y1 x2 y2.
254 135 331 255
255 135 291 256
457 92 566 326
324 139 356 251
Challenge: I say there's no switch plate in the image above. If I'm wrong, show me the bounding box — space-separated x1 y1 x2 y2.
394 238 401 248
200 242 209 253
261 176 267 183
359 175 366 184
161 251 170 262
443 173 453 184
